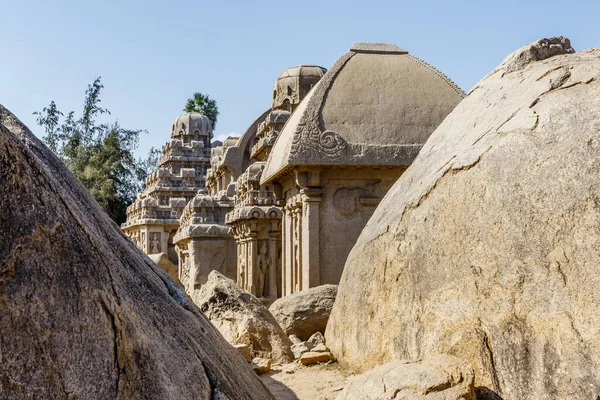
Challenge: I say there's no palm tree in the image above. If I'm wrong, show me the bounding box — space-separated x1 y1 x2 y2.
184 92 219 129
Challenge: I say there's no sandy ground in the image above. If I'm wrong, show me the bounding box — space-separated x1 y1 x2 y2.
260 362 353 400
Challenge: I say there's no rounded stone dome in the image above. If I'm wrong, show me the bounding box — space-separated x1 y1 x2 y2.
171 112 212 139
277 65 327 80
273 65 327 111
262 42 465 184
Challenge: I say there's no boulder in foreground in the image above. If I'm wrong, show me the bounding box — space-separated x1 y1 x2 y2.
196 271 294 363
327 37 600 399
269 284 337 341
0 105 273 399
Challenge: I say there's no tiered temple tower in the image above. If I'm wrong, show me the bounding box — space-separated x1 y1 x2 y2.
122 112 212 264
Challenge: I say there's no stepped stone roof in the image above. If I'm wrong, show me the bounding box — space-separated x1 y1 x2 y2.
261 42 465 184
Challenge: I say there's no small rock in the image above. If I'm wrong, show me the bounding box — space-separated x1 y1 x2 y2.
299 351 333 366
251 357 272 374
307 331 325 348
291 342 310 359
283 363 299 374
288 334 302 344
311 343 328 352
234 344 253 362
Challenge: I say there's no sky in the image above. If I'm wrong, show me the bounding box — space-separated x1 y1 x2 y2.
2 0 599 159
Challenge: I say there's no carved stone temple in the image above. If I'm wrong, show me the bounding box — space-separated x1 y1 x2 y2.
123 42 464 302
121 112 212 265
173 65 326 299
260 43 465 296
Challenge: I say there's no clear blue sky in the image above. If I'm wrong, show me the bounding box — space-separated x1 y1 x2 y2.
2 0 599 158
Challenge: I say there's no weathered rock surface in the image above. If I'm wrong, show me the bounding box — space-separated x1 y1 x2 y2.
327 38 600 399
307 331 325 348
269 284 337 341
291 342 310 359
148 252 180 284
196 271 294 363
338 355 475 400
251 358 272 375
300 351 333 366
0 105 274 399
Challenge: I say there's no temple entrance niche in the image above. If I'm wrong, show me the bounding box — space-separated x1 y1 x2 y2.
232 218 282 300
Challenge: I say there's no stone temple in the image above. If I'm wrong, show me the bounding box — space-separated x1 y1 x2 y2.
121 112 212 265
261 43 465 295
123 42 464 302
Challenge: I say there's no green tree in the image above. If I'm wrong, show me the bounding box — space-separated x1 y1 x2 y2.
184 92 219 129
34 77 159 224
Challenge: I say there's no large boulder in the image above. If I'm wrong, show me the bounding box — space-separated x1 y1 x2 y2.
269 284 337 341
338 355 475 400
0 105 274 399
148 252 180 284
327 37 600 399
196 271 294 363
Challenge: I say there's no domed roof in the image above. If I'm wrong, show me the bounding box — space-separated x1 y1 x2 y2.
273 65 327 111
171 112 212 139
277 65 327 80
261 42 465 184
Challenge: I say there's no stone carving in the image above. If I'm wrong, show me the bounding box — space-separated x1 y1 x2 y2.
256 242 271 298
261 43 465 296
289 53 354 162
238 254 246 288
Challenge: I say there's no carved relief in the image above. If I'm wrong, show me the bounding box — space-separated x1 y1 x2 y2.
150 232 161 254
256 242 271 298
289 53 355 162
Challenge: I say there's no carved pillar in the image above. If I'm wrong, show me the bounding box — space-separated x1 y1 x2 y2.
236 239 244 287
301 188 322 289
284 206 294 296
281 210 287 297
160 231 168 255
247 236 257 296
293 205 302 293
188 240 198 292
268 235 278 299
142 227 150 253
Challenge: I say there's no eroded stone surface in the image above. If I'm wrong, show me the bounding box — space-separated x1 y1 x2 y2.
0 105 273 399
300 351 333 366
196 271 294 363
269 285 338 341
327 38 600 399
338 355 475 400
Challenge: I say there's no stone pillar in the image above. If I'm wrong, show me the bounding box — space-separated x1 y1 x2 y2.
237 240 244 287
284 207 294 296
281 211 287 297
268 236 278 299
142 227 150 253
293 205 302 293
160 231 168 254
188 240 198 292
301 189 322 289
247 237 257 296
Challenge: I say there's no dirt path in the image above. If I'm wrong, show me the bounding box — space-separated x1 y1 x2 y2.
260 362 353 400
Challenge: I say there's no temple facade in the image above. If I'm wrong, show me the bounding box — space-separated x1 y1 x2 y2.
261 43 465 296
225 65 326 300
121 112 212 267
172 65 326 300
124 43 465 302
